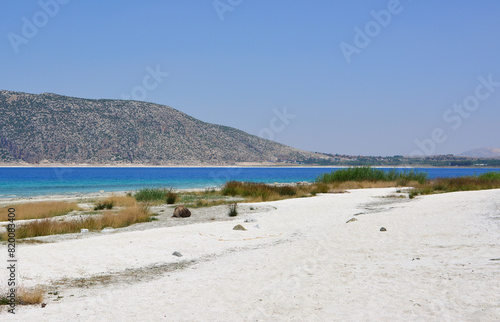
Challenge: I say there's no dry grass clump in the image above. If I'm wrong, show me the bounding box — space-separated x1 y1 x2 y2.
17 286 45 305
101 204 151 228
0 204 151 240
0 201 80 221
0 286 44 306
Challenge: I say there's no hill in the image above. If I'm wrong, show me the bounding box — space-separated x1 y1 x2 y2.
0 90 321 165
458 147 500 159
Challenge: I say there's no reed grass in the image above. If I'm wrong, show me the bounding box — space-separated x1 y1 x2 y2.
409 173 500 198
221 181 299 201
134 187 177 204
316 167 428 185
0 201 80 221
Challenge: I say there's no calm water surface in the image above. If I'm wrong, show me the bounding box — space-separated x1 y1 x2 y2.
0 167 499 198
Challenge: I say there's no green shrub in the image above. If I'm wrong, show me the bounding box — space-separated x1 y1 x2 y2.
94 200 114 210
228 203 238 217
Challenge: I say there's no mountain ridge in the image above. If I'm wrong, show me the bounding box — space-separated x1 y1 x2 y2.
458 147 500 158
0 90 322 165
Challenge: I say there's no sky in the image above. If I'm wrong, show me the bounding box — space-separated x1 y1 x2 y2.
1 0 500 157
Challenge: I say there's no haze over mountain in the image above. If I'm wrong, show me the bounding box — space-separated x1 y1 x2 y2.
459 147 500 159
0 90 322 165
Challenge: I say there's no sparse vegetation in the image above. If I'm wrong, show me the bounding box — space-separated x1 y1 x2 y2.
0 91 318 165
178 193 232 208
0 204 151 240
3 170 498 240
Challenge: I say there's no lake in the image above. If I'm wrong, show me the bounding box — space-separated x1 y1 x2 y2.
1 167 499 198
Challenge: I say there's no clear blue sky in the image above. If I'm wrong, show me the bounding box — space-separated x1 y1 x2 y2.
1 0 500 156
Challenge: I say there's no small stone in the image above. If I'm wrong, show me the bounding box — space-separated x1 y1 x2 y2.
244 218 257 223
233 224 247 231
380 227 387 232
41 303 47 308
346 218 358 223
172 251 183 257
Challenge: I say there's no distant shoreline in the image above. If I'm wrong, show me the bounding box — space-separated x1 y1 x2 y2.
1 163 499 169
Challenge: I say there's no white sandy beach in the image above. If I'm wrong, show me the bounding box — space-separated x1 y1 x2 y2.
1 188 500 321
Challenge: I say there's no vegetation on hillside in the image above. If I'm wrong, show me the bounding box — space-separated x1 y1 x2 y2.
0 90 319 165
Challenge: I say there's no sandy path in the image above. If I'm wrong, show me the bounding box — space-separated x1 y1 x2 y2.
1 188 500 321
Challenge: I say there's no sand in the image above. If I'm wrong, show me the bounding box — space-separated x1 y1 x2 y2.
1 188 499 321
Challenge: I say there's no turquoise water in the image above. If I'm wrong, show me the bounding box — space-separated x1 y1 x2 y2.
0 167 499 198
